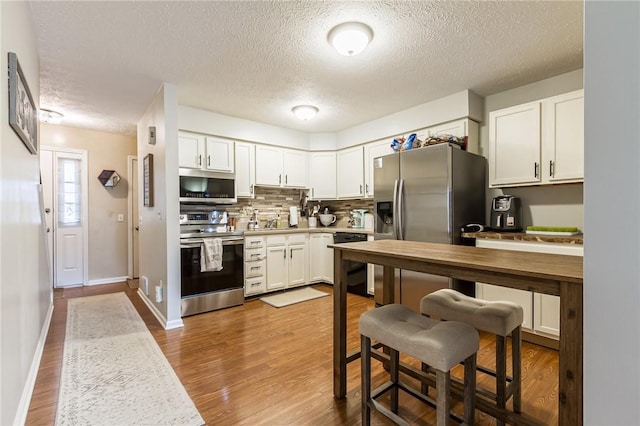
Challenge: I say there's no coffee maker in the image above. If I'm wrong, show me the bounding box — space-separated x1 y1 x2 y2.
490 195 522 231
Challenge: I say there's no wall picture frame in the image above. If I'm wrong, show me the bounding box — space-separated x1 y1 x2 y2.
8 52 38 155
143 153 154 207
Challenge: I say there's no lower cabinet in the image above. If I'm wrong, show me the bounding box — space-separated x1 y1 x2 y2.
244 236 266 296
475 239 583 340
309 233 334 283
265 233 309 292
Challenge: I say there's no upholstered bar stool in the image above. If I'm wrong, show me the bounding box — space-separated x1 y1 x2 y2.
359 304 479 426
421 289 523 426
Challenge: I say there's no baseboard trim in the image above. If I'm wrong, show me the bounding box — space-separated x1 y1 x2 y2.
14 302 54 425
87 276 129 286
136 289 183 330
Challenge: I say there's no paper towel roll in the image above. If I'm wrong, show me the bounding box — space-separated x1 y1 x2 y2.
289 206 298 226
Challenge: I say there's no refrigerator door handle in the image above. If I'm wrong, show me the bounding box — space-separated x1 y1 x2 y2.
397 179 405 240
392 179 399 239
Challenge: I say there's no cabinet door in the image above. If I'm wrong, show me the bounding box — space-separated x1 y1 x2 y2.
489 103 541 187
337 146 364 198
205 137 234 172
283 149 308 187
309 152 337 200
322 234 334 283
245 276 266 296
543 90 584 183
178 132 205 169
266 245 287 290
364 141 392 198
426 119 466 138
236 142 255 197
288 244 308 288
255 145 284 186
309 235 324 282
534 293 560 337
476 283 534 332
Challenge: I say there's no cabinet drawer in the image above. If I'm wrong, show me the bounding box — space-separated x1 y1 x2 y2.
287 233 307 245
245 276 266 295
245 247 266 261
245 236 265 249
245 260 266 278
266 235 287 247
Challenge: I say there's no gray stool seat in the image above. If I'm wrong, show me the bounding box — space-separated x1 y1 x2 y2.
359 304 479 426
421 289 523 426
420 288 523 336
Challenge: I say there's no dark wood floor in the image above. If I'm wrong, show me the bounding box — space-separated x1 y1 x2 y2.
25 283 558 425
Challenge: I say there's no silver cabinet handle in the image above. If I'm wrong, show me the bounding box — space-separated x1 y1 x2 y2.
198 155 202 166
250 184 254 195
279 174 282 184
365 184 369 195
549 160 554 177
207 155 211 167
360 184 363 195
534 162 539 178
290 248 293 259
283 248 286 258
285 175 288 184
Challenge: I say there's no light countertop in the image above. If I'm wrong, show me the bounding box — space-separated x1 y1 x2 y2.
462 231 583 245
244 227 373 236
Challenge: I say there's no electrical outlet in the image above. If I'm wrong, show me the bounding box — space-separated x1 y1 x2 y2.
117 213 124 222
141 276 149 295
155 284 163 303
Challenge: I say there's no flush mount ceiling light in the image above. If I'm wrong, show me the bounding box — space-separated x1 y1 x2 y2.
292 105 319 121
328 22 373 56
39 108 64 124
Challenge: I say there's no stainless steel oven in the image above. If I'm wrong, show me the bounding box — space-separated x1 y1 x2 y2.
179 210 244 316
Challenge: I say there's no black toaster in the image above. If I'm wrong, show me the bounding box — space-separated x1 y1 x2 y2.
490 195 522 232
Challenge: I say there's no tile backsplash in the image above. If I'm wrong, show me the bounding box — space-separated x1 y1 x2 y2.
194 186 374 229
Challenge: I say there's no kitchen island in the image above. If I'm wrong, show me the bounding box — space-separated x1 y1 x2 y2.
330 240 583 425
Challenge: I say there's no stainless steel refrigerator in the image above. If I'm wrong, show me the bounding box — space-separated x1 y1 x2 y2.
373 143 486 312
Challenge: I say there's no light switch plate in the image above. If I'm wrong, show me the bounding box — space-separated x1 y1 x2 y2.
117 213 124 222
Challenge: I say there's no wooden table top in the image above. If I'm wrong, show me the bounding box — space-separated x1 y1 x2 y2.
330 240 583 285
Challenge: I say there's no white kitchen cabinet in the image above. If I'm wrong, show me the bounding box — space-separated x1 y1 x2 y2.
364 141 392 198
265 233 309 291
309 233 334 283
475 238 583 340
543 90 584 183
489 102 542 187
244 236 266 296
178 131 205 169
308 152 337 200
235 142 255 197
337 146 365 198
178 131 235 172
255 145 308 188
489 89 584 188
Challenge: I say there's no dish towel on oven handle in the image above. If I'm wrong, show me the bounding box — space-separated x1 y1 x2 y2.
201 238 223 272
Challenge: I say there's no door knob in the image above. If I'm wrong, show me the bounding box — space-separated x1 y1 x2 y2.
46 227 51 233
135 226 140 231
45 208 51 213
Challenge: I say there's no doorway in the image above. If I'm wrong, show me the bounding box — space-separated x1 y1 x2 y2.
40 147 89 287
128 155 139 279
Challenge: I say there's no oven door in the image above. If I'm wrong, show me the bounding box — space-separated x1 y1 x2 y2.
180 238 244 297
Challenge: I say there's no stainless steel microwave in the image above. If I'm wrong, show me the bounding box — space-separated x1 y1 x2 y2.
179 168 237 204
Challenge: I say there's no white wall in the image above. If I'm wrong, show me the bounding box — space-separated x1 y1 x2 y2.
0 2 52 424
481 70 584 229
137 84 182 329
584 2 640 424
41 124 137 283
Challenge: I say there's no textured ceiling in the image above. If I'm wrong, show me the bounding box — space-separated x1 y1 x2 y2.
29 1 583 136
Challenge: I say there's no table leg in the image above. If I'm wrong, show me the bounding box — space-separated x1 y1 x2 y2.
382 265 395 305
333 249 348 399
559 281 583 425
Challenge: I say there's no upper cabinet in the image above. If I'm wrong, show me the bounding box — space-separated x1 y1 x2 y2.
235 142 255 197
337 146 365 198
489 89 584 188
308 152 337 200
178 131 234 173
255 145 308 188
363 141 393 198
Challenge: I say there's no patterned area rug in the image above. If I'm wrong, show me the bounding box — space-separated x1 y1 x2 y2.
55 292 204 426
259 287 329 308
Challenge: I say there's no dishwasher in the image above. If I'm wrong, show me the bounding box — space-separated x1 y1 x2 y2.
333 232 369 297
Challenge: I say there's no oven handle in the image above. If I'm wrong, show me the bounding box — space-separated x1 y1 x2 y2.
180 239 243 248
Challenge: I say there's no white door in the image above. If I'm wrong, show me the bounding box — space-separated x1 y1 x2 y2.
255 145 283 186
178 131 204 169
308 152 336 199
288 244 308 287
337 146 364 198
132 157 139 278
282 149 308 187
364 141 392 198
205 136 234 172
53 150 87 287
40 149 55 282
544 90 584 183
266 245 287 290
235 142 255 197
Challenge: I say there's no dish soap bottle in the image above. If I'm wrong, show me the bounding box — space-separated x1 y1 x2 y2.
276 214 281 228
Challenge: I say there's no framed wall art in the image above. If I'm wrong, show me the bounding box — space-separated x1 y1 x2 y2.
143 153 154 207
8 52 38 155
